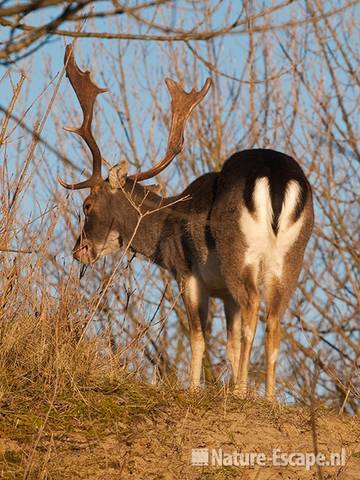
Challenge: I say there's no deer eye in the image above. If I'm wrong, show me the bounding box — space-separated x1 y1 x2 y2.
83 202 92 215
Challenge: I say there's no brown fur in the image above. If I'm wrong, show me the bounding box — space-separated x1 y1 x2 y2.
71 149 314 398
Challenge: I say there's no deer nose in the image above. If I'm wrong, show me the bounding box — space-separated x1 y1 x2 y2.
73 242 91 263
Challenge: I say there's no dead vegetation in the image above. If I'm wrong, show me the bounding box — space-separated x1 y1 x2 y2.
0 1 359 478
1 377 360 479
0 296 359 478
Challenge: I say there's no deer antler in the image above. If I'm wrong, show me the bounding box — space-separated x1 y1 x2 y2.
128 77 212 182
58 44 107 190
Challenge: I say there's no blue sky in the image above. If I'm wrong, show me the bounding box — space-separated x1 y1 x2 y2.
1 1 358 392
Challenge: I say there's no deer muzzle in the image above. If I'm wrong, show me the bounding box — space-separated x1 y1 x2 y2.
72 240 96 264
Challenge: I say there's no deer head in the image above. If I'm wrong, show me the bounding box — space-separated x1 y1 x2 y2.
59 44 211 264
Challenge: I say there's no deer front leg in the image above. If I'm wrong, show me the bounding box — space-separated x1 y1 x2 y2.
224 296 242 383
181 274 209 390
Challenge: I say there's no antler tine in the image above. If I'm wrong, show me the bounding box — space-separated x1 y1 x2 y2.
129 77 212 182
58 44 108 190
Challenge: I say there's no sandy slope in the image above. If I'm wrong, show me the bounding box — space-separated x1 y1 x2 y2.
1 384 359 479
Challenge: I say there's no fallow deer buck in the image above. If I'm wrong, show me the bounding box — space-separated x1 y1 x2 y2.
59 45 313 400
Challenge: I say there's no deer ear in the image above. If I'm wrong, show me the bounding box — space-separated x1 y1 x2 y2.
109 161 128 189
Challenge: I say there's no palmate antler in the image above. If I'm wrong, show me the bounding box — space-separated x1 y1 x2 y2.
129 77 212 182
58 44 107 190
59 45 211 190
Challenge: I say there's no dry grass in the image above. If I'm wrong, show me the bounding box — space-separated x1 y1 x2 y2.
1 375 360 478
0 282 359 478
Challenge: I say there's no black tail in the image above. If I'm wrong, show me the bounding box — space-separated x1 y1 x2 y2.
223 149 309 235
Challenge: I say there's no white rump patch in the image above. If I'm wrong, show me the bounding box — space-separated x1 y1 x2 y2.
240 177 303 281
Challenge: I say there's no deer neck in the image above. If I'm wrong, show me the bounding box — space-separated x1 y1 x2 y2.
113 179 188 265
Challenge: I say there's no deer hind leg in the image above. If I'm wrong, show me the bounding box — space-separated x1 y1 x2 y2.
224 296 242 383
264 281 283 401
181 274 209 390
264 273 299 401
234 267 260 398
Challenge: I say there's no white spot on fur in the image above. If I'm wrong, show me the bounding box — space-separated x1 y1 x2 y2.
240 178 304 280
